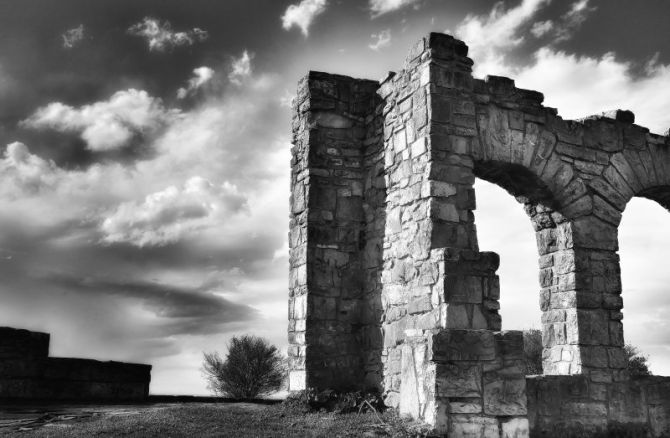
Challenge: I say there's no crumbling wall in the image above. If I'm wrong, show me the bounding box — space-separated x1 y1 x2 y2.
0 327 150 401
289 32 670 437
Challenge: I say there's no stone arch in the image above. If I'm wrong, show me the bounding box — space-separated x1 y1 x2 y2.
291 32 670 435
471 159 580 374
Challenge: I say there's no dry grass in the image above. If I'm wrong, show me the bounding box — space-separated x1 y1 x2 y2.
4 402 431 438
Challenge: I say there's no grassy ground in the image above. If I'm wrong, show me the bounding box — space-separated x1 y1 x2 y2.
4 402 430 437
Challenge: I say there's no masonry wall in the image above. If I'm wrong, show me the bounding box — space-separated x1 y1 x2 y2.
288 72 382 390
289 32 670 437
527 375 670 436
0 327 150 401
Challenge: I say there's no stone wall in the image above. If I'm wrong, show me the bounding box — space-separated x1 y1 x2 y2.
289 32 670 436
527 375 670 437
0 327 150 401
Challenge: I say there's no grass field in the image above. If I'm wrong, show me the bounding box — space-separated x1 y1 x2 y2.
4 402 430 437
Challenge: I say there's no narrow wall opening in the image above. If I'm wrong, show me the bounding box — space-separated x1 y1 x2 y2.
473 160 567 374
619 194 670 376
473 178 542 333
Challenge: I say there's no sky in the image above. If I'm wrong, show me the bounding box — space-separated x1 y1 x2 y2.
0 0 669 395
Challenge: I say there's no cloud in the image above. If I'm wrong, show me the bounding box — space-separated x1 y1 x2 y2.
279 90 295 108
62 24 85 49
369 0 422 17
127 17 208 52
369 29 392 51
0 142 63 196
281 0 327 36
554 0 596 42
101 176 247 247
43 272 257 336
22 89 179 151
177 66 215 99
530 20 554 38
228 51 252 85
513 49 670 133
1 59 290 394
456 0 550 74
454 0 670 133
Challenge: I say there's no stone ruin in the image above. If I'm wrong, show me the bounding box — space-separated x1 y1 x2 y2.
287 32 670 436
0 327 150 401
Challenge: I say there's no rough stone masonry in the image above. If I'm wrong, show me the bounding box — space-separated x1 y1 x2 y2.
288 32 670 436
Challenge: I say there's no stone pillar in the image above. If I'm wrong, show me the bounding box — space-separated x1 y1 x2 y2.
378 33 528 434
288 72 381 391
569 216 627 381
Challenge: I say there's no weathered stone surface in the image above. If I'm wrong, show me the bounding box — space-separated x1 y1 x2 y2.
449 414 499 438
501 417 530 438
436 363 482 397
291 31 670 436
433 329 495 361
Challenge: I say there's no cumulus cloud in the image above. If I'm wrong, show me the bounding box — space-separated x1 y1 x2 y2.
177 66 215 99
2 60 290 394
62 24 85 49
127 17 208 52
456 0 550 74
369 0 422 17
101 176 247 247
228 50 252 85
281 0 327 36
22 89 179 151
0 142 62 195
369 29 392 51
454 0 670 133
514 49 670 133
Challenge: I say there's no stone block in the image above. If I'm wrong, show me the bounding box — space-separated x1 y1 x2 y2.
449 414 499 438
501 417 530 438
436 363 482 397
608 382 648 423
449 400 483 414
483 374 527 415
408 296 432 314
561 401 607 418
433 329 495 361
399 345 421 418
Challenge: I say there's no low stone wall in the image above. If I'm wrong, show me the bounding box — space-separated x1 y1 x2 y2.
0 327 150 401
527 374 670 437
0 327 49 360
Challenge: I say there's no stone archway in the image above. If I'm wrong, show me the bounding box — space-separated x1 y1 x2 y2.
289 32 670 436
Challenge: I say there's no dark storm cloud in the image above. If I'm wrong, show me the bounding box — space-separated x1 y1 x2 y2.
39 272 258 336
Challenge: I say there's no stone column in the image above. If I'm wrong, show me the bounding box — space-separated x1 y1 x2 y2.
378 33 528 435
288 72 380 391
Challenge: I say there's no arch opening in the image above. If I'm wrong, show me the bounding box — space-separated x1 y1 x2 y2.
473 160 572 375
473 178 541 333
619 189 670 376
